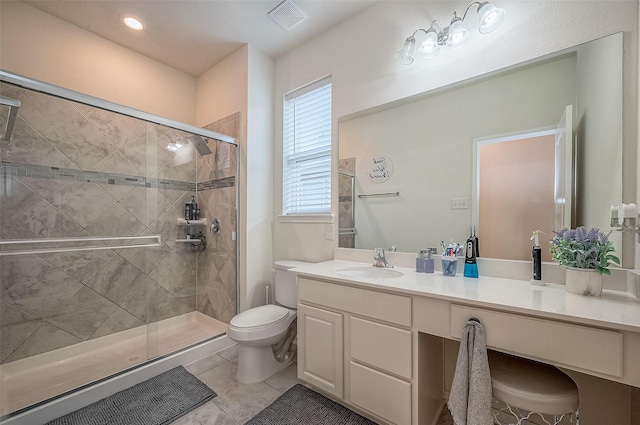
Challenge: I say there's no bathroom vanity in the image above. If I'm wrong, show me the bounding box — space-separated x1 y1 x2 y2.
293 258 640 425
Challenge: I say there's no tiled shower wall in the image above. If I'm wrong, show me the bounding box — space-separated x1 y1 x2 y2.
0 84 237 364
338 158 355 249
195 113 239 323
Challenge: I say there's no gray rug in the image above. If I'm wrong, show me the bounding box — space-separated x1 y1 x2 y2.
245 384 376 425
46 366 216 425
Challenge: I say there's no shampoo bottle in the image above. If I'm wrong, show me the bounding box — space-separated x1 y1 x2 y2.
530 230 545 285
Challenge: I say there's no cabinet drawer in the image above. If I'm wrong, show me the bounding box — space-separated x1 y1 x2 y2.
299 278 411 327
350 361 411 425
450 305 623 377
350 317 412 379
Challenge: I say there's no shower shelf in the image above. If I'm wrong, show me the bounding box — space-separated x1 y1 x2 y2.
177 218 208 226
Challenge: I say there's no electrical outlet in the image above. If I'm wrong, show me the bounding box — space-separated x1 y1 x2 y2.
451 198 469 210
325 224 334 240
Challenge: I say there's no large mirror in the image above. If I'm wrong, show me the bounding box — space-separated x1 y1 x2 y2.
338 33 623 261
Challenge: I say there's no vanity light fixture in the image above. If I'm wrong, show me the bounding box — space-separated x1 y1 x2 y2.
121 13 145 31
395 1 506 64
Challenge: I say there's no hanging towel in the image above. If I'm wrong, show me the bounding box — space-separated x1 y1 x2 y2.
447 318 492 425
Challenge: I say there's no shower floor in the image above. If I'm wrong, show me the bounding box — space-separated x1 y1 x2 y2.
0 311 227 417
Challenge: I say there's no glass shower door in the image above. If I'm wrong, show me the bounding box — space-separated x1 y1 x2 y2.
0 76 236 417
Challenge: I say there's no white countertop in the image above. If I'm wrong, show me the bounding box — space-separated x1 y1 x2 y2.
293 260 640 333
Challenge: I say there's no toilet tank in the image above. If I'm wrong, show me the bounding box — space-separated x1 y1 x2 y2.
273 260 312 308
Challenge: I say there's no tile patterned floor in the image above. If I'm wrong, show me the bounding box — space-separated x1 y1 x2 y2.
174 344 455 425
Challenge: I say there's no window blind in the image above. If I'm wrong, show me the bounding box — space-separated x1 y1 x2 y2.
283 79 332 215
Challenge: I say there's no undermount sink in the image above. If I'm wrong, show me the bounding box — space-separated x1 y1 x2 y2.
335 266 404 279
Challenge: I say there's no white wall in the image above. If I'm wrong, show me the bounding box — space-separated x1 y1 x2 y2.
245 45 275 309
273 0 639 264
0 1 197 124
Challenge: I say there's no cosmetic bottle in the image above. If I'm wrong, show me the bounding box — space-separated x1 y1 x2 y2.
530 229 545 285
185 196 197 220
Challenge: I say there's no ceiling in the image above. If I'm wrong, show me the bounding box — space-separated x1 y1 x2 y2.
24 0 377 77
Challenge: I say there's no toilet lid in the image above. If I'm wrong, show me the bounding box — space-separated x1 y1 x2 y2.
230 305 289 328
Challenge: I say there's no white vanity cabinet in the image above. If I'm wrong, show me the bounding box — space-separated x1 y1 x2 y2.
297 277 413 425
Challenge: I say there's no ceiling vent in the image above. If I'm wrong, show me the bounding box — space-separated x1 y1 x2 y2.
268 0 308 31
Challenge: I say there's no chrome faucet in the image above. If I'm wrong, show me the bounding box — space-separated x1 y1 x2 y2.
373 248 393 268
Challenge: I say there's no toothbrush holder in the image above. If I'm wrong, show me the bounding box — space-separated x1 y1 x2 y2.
441 256 458 276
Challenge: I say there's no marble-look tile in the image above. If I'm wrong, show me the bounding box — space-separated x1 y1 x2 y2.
119 187 149 227
217 345 238 362
37 249 117 284
98 182 135 202
214 381 281 424
184 353 229 376
91 150 142 177
171 400 238 425
0 254 60 294
0 301 43 363
0 115 78 169
338 157 356 174
121 278 192 323
1 85 83 135
4 323 82 363
46 286 118 340
45 116 117 170
149 204 184 250
117 133 147 176
82 107 146 150
3 266 84 320
119 240 172 275
20 178 117 228
84 202 146 240
144 127 174 178
149 249 196 299
214 142 237 179
197 361 241 398
263 362 302 393
0 178 84 239
86 255 146 305
89 307 144 340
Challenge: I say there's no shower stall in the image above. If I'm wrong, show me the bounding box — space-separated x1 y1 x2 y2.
0 71 238 418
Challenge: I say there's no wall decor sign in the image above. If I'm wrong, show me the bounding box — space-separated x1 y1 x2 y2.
368 156 394 183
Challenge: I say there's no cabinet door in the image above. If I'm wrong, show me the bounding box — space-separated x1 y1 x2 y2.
297 304 344 398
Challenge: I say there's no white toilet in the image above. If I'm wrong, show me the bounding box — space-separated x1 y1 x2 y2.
226 260 311 384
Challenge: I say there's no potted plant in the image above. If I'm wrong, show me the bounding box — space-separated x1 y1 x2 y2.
550 226 620 296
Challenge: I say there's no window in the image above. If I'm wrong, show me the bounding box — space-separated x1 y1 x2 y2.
282 77 332 216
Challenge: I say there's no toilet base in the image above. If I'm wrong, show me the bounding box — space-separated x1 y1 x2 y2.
236 344 296 384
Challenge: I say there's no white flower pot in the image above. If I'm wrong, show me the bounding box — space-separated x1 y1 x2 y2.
565 267 603 296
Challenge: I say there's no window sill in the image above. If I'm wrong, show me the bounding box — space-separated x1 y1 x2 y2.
278 214 334 224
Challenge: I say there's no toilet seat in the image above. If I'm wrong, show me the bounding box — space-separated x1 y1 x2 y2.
230 304 289 328
227 305 296 343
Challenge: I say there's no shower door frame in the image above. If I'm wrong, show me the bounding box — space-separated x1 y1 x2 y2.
0 70 241 415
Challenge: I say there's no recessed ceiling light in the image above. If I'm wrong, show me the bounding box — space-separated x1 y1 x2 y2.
120 13 145 31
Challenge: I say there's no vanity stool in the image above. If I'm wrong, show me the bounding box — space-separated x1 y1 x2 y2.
489 351 579 425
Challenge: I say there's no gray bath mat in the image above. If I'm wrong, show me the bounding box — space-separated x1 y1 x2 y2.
46 366 216 425
245 384 376 425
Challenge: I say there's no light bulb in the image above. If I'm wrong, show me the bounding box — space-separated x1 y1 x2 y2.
121 14 145 31
394 36 416 65
446 19 469 49
477 2 506 34
417 29 440 58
